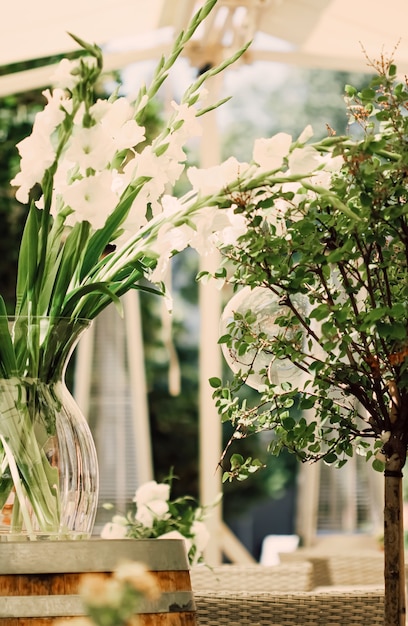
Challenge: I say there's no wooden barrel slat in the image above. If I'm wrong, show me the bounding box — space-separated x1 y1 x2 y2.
0 570 190 596
0 574 84 596
0 539 196 626
153 570 192 592
0 618 194 626
138 613 198 626
1 616 194 626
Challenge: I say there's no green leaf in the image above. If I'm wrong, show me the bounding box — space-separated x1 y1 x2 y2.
209 377 221 388
376 321 406 340
309 304 330 321
282 417 296 431
47 221 90 315
15 203 39 315
326 248 346 263
218 334 230 344
0 298 17 376
323 453 338 464
230 453 244 469
300 396 316 410
366 307 387 321
344 84 357 97
67 33 103 67
60 281 123 319
372 458 385 473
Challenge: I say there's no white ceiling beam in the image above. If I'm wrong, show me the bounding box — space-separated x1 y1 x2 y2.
4 41 404 100
0 45 173 98
249 48 408 76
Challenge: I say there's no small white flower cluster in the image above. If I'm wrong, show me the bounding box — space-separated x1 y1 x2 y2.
101 480 213 566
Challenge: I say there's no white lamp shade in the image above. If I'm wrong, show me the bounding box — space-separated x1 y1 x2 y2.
220 286 306 392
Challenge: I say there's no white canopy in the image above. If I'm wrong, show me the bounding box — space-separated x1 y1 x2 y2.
2 0 408 97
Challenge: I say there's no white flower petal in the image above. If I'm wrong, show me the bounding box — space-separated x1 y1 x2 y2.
253 133 292 171
133 480 170 506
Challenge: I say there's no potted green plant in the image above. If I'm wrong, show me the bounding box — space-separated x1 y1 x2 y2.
199 54 408 626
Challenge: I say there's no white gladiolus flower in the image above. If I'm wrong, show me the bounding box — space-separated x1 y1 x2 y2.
36 88 70 133
253 132 292 172
291 152 343 195
111 119 145 152
91 97 132 125
64 125 117 172
51 57 97 90
187 157 249 195
161 194 184 215
120 148 185 234
288 145 320 175
170 100 203 141
211 207 248 248
319 152 344 172
91 98 146 151
188 206 248 257
61 170 119 228
125 147 168 193
9 88 74 202
297 124 314 144
161 141 188 186
148 223 194 282
309 168 333 189
11 135 56 203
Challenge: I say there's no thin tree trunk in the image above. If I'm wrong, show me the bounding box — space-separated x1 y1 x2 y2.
384 465 406 626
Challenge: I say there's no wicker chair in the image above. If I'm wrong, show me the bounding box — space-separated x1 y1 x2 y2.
190 562 314 593
325 553 384 586
194 589 385 625
280 549 384 588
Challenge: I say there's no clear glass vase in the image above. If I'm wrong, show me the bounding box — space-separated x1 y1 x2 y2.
0 316 99 540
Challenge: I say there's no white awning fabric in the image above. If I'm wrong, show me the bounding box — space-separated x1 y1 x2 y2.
2 0 408 96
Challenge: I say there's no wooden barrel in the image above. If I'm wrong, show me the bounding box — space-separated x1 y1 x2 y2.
0 538 196 626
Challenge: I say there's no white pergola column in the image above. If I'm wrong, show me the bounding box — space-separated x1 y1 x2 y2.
198 72 224 565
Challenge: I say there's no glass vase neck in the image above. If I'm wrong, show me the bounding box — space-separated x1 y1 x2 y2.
3 316 91 381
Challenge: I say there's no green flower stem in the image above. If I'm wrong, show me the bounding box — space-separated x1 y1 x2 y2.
300 182 362 221
0 378 60 533
0 434 33 535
